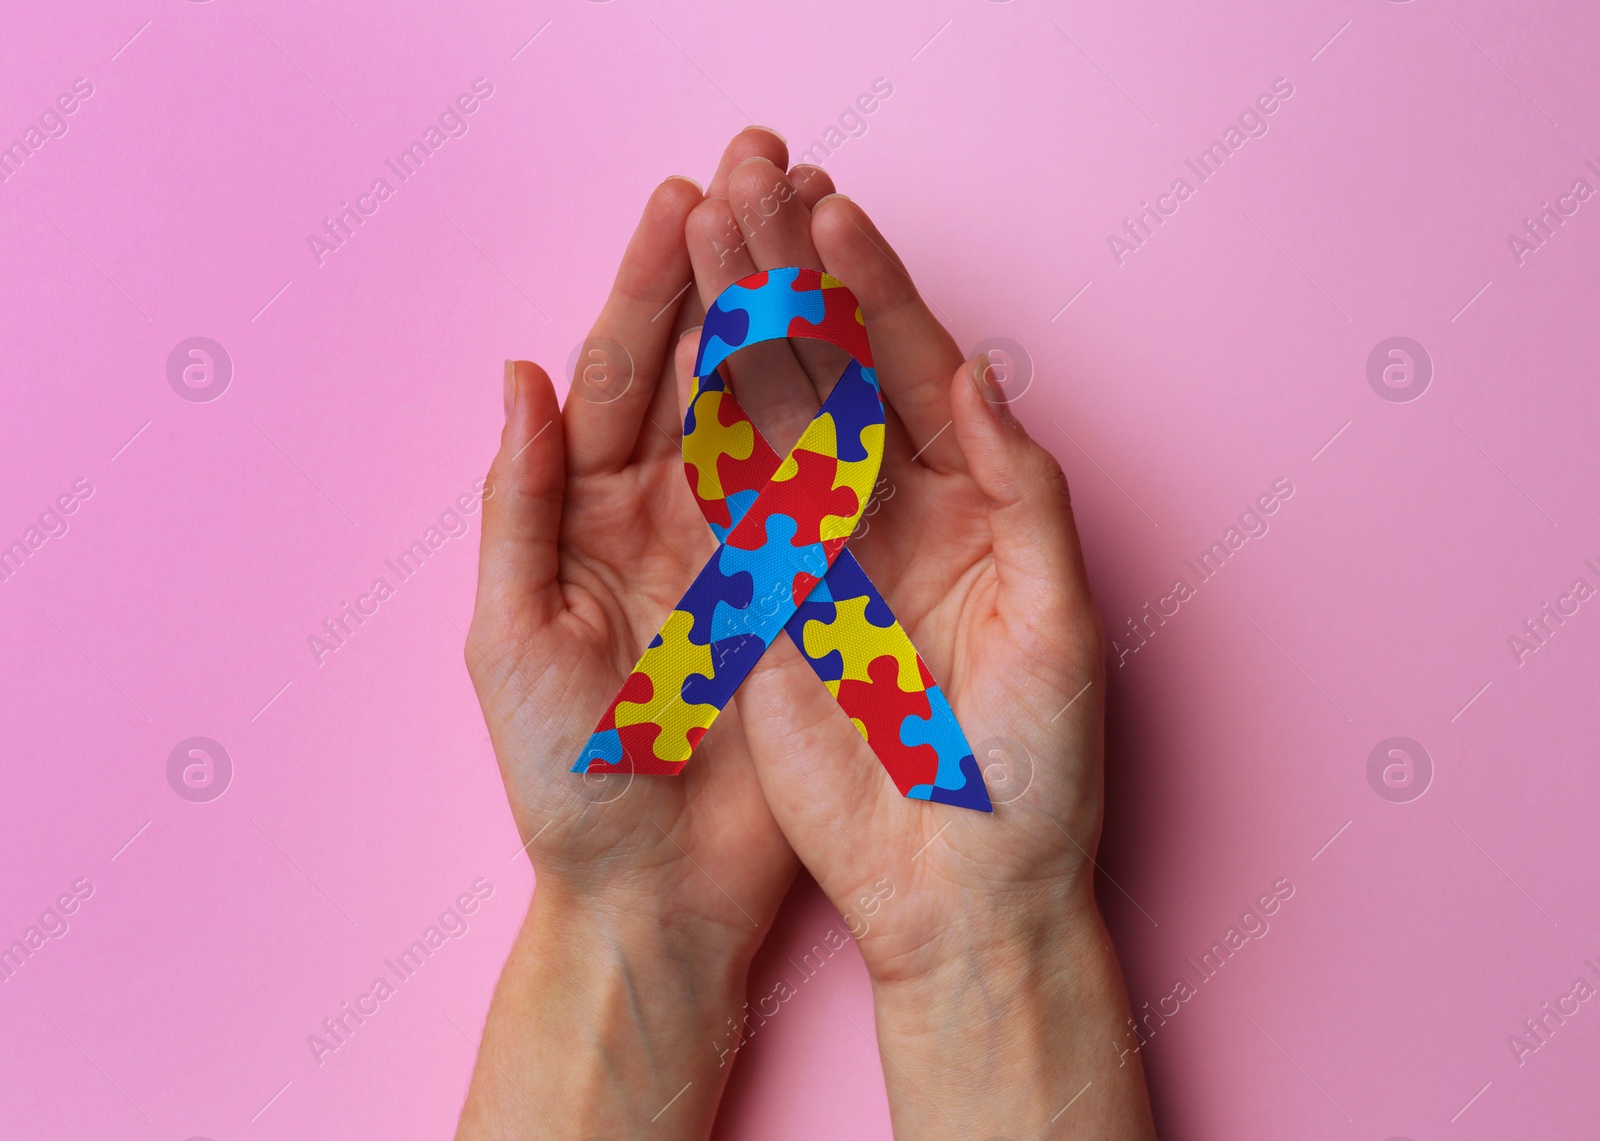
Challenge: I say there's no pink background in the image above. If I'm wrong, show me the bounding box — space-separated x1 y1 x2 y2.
3 0 1598 1137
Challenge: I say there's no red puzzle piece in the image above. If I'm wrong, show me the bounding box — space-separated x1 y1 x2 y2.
834 655 939 794
788 282 873 368
729 448 860 550
585 675 683 775
616 721 682 775
712 389 782 502
595 671 652 732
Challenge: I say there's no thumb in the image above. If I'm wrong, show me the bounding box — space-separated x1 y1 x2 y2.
948 354 1097 641
476 359 566 629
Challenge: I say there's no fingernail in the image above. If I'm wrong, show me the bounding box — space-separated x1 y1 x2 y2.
731 154 778 174
746 124 787 143
680 326 704 371
812 192 851 209
971 354 1016 422
666 174 704 194
503 359 516 420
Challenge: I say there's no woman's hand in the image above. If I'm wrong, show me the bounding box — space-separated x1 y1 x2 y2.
457 130 812 1139
682 157 1158 1138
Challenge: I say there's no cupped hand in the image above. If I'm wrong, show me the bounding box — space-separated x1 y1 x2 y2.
680 158 1108 983
677 157 1154 1136
464 130 820 950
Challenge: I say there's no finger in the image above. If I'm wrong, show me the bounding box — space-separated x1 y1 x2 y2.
477 360 566 627
726 157 849 394
672 326 701 426
563 177 700 477
727 157 820 267
632 287 707 465
705 126 788 199
788 164 836 208
811 195 968 473
685 196 821 454
737 634 900 874
949 355 1096 645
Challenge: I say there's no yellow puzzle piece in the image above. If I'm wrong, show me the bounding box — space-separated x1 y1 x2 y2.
801 595 921 692
614 610 718 761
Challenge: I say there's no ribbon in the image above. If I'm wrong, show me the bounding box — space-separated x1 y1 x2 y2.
572 268 991 812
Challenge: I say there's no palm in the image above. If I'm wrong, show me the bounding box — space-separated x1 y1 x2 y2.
465 162 802 941
672 163 1108 982
731 443 1097 976
471 455 773 857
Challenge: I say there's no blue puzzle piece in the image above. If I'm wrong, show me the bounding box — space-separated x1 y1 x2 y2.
696 306 749 377
696 268 826 378
686 371 727 440
924 754 992 811
710 488 759 543
709 516 826 643
818 551 896 627
573 727 623 771
826 363 882 463
786 574 835 650
682 634 766 709
675 552 754 644
900 687 991 811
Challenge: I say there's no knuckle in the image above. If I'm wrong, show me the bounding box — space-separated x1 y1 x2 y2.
1031 447 1071 503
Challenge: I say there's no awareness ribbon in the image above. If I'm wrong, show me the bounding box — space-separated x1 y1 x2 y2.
572 267 991 811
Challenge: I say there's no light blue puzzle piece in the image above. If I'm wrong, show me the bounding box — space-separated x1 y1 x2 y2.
571 727 623 772
709 515 827 643
900 686 974 791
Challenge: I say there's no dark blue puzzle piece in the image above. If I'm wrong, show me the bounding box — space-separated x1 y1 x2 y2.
674 552 754 644
820 551 896 627
682 634 767 709
826 362 882 463
924 754 992 812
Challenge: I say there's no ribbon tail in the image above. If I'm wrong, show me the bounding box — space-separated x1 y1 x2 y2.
571 574 775 776
786 550 992 812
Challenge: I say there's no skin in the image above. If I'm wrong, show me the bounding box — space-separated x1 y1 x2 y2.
456 128 1157 1139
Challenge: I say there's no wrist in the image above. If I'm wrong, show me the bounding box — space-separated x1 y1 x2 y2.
519 884 758 1017
529 876 767 972
456 884 756 1139
862 870 1101 993
867 880 1103 1024
866 894 1156 1140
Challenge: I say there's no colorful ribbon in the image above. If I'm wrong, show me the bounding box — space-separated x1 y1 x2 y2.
572 268 991 812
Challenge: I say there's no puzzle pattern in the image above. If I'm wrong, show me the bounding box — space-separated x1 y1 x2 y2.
573 267 991 812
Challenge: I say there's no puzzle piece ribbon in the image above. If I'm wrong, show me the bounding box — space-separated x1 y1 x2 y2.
572 267 991 811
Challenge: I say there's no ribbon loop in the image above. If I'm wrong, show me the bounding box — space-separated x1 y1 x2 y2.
574 268 991 812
